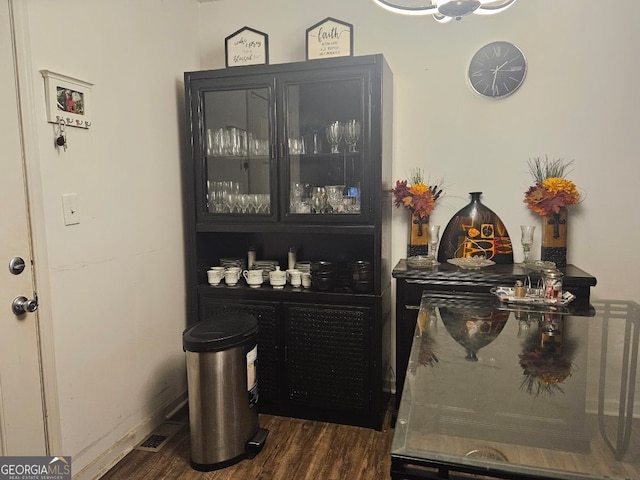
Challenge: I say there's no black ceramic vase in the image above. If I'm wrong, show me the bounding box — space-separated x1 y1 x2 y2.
437 192 514 264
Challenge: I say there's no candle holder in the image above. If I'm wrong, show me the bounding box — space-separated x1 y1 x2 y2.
428 224 441 266
520 225 536 265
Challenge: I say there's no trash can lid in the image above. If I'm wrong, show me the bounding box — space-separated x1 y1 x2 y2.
183 312 258 352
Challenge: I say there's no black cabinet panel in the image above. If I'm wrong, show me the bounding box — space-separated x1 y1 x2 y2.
285 304 370 413
199 297 281 405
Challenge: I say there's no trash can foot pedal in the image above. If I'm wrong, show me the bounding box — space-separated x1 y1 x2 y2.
246 428 268 459
190 453 245 472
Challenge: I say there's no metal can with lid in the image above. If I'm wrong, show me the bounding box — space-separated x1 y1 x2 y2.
542 268 564 300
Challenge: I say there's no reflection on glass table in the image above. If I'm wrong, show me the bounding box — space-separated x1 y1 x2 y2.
391 292 640 480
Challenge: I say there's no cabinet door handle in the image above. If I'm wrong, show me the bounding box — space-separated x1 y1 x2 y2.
284 345 288 362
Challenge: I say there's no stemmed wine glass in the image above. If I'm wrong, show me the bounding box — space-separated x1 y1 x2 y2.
223 193 236 213
237 194 251 214
307 120 324 154
520 225 536 264
344 119 361 153
428 224 441 266
325 121 344 154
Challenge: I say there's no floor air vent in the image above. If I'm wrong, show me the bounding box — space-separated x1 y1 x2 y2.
134 421 185 453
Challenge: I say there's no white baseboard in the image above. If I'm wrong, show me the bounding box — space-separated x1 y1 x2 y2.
74 391 188 480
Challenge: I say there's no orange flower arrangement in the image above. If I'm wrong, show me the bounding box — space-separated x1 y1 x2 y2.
524 156 580 216
392 168 442 218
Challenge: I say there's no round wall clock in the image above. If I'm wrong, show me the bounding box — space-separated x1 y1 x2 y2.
468 41 527 98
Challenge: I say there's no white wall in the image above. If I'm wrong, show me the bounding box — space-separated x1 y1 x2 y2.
197 0 640 303
22 1 200 477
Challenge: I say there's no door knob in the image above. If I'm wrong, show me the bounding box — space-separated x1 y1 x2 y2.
12 296 38 315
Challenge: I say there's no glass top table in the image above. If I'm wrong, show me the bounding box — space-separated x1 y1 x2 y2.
391 291 640 480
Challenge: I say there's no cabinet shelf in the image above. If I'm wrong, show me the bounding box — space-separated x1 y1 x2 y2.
206 154 270 161
295 152 361 159
195 222 376 234
197 283 381 301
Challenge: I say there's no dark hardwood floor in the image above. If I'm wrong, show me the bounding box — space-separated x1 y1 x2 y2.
99 407 394 480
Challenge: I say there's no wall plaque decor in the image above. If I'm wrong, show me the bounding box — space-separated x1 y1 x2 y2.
225 27 269 67
40 70 93 129
306 17 353 60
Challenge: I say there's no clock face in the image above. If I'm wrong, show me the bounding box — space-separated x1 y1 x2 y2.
468 41 527 98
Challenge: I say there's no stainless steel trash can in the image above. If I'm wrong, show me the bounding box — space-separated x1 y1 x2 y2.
183 312 268 471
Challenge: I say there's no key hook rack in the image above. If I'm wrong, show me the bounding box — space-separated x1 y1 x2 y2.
41 70 93 129
56 115 92 129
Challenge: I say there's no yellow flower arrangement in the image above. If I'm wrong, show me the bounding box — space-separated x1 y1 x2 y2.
524 156 580 216
392 168 442 218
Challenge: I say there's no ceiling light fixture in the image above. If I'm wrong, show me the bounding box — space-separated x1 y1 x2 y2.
372 0 518 23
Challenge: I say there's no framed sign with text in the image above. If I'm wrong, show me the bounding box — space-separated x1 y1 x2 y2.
225 27 269 68
306 17 353 60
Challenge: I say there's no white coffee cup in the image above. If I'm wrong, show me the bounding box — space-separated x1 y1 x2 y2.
288 269 302 288
207 269 223 285
243 269 264 288
286 268 301 283
224 267 241 286
301 272 311 288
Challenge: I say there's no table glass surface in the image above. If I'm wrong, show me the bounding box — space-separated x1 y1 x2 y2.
391 292 640 480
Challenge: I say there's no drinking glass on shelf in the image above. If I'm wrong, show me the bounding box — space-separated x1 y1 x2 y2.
344 119 361 153
325 185 345 213
206 129 214 156
211 128 226 156
207 181 221 212
223 193 236 213
325 121 344 154
237 194 251 214
520 225 536 264
288 136 305 154
254 194 269 214
307 120 324 154
250 193 260 214
428 224 441 266
310 186 326 213
226 127 242 156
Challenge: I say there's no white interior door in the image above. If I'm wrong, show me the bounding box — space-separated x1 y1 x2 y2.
0 0 47 455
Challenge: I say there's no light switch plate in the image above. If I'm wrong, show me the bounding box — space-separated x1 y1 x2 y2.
62 193 80 225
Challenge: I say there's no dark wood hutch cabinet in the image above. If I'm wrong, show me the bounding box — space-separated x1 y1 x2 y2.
183 55 393 430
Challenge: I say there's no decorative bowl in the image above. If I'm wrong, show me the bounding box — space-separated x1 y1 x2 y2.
407 256 434 269
447 257 495 270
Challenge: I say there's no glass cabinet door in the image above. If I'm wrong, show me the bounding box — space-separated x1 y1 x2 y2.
200 83 274 219
281 72 369 222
